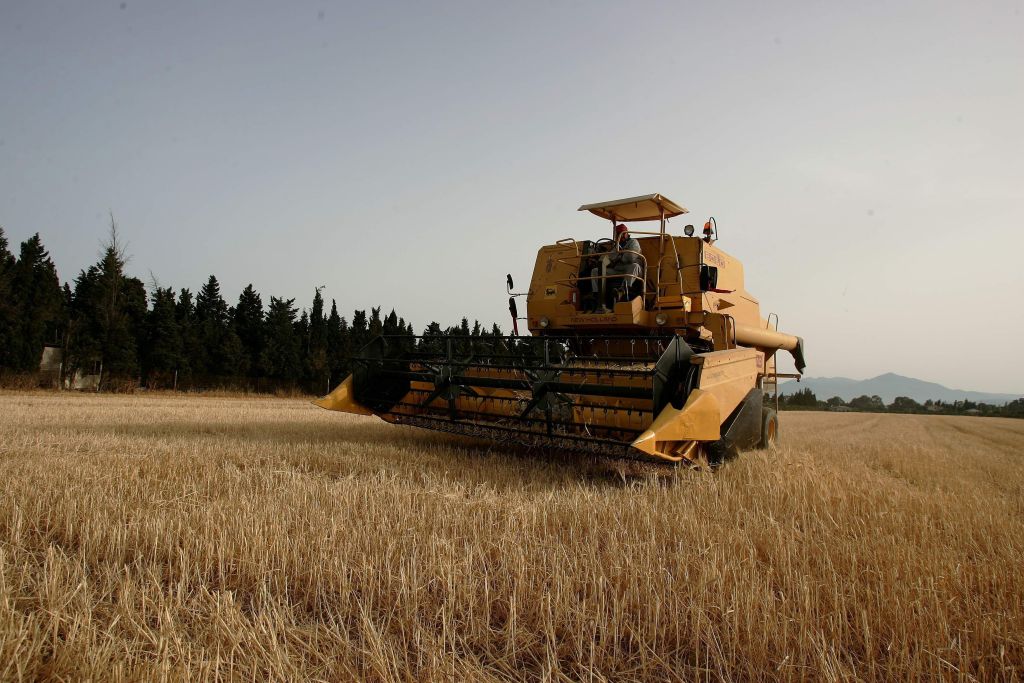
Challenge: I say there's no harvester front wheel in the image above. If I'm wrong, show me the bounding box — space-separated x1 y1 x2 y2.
759 408 779 449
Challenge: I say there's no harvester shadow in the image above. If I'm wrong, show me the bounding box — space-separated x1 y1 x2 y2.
55 418 696 489
40 417 414 447
338 422 699 489
299 419 692 489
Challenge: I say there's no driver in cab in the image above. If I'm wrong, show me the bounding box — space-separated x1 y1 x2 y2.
591 223 642 311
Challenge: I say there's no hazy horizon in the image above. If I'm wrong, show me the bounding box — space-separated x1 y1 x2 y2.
2 1 1022 393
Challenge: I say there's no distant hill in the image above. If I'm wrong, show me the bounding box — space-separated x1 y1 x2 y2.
779 373 1022 405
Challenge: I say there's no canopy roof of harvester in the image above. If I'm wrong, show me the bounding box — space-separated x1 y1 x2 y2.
578 193 688 222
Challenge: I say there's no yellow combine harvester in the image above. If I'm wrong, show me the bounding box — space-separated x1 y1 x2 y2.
316 193 804 466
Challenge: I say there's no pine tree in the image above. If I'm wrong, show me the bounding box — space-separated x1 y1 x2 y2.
261 297 301 381
0 228 16 369
195 276 228 326
453 316 472 354
194 276 224 374
143 287 183 385
65 226 144 385
120 275 148 376
232 284 264 378
220 326 247 379
194 275 237 377
94 237 140 380
67 266 102 378
420 321 444 354
9 233 64 371
175 289 198 379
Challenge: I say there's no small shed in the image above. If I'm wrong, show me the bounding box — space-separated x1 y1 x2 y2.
38 345 63 388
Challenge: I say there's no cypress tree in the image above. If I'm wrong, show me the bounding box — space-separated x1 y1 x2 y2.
308 288 329 390
326 300 349 381
369 307 383 337
60 282 73 347
383 309 399 335
296 309 311 383
351 310 368 352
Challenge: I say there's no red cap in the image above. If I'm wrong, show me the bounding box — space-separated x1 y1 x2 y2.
614 223 628 234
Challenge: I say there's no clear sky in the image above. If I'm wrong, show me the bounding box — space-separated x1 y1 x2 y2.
2 1 1022 392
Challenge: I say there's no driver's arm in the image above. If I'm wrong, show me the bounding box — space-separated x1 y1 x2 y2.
618 238 641 265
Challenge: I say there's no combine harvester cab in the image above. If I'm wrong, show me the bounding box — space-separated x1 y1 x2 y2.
316 193 805 466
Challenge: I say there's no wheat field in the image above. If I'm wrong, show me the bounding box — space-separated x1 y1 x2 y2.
0 392 1021 681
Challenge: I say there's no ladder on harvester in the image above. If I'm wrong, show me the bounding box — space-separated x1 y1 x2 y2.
652 236 686 310
761 312 803 411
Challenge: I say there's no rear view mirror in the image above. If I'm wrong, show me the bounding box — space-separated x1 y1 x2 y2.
508 297 518 318
699 265 719 291
506 274 514 291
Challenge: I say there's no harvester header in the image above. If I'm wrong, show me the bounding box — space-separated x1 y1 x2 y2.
316 193 804 466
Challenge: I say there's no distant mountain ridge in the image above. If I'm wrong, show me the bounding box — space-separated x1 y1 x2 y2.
779 373 1022 405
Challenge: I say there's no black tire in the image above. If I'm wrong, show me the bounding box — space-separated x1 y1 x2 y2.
759 408 779 449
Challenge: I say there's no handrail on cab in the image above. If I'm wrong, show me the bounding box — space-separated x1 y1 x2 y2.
555 238 580 255
548 238 662 310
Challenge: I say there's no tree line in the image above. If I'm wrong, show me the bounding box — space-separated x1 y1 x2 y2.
0 224 502 393
779 387 1024 419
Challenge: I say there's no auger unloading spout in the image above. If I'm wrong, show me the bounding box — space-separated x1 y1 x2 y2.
317 193 804 466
